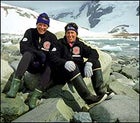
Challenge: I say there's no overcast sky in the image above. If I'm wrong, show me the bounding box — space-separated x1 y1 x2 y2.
2 1 85 13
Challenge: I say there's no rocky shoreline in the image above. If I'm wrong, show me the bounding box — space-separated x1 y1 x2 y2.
1 34 139 122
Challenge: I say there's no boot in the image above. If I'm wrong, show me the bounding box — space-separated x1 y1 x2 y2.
28 88 42 109
6 78 21 98
71 74 107 106
91 69 114 100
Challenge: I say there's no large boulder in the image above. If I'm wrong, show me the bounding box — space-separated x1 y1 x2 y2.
121 65 139 79
109 81 139 99
12 98 74 122
1 59 14 92
89 95 139 122
1 93 29 122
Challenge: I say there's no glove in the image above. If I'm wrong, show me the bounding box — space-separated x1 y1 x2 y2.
84 62 93 77
64 61 76 72
35 51 46 64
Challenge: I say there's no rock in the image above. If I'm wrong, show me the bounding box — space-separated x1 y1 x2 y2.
111 72 135 87
121 65 139 79
2 44 20 62
55 31 65 39
98 50 112 83
111 63 122 72
12 98 74 122
1 59 14 92
72 112 92 122
109 81 139 99
133 82 139 93
89 95 139 122
1 59 14 80
44 84 85 112
1 93 29 122
10 60 20 71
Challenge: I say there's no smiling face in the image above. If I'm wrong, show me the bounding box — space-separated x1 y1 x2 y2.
65 30 77 43
36 23 48 35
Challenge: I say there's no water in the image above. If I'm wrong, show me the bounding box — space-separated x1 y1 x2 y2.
1 34 139 59
85 39 139 58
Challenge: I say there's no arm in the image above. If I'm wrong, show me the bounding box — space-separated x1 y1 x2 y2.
20 29 39 54
49 41 67 67
81 41 99 63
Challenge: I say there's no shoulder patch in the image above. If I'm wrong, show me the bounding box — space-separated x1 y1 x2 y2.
22 37 28 42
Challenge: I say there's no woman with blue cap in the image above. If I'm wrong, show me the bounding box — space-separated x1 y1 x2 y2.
6 13 58 109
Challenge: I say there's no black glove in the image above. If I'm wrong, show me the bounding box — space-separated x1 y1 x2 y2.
35 51 46 64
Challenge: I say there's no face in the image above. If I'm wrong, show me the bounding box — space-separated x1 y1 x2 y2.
36 23 48 34
65 30 77 43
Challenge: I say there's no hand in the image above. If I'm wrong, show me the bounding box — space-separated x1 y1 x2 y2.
64 61 76 72
84 62 93 77
35 51 46 64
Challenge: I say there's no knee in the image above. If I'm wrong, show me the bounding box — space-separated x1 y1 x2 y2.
45 65 51 72
92 60 101 68
69 66 81 78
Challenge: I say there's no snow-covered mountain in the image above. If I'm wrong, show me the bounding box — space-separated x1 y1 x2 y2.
1 2 139 39
49 1 139 33
1 3 103 38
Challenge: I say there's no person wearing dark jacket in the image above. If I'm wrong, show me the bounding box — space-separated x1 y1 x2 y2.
6 13 57 109
50 22 111 109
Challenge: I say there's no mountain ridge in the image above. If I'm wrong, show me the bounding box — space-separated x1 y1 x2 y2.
49 1 139 33
1 2 139 40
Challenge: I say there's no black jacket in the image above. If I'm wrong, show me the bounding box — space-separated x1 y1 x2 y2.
20 28 58 56
50 36 99 67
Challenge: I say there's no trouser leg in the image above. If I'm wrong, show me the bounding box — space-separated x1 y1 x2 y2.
15 52 34 79
91 68 114 100
53 65 107 105
91 68 105 95
37 65 52 91
28 65 53 109
6 52 34 98
70 67 107 105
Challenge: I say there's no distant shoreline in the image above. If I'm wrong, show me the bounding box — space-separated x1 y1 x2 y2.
1 32 139 42
76 31 139 41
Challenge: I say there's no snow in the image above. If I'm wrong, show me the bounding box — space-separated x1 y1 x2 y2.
1 2 139 39
1 3 99 38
